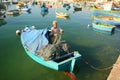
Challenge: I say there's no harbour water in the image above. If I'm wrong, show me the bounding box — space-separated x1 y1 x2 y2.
0 4 120 80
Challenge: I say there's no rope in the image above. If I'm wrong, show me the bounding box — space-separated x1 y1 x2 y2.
82 58 113 71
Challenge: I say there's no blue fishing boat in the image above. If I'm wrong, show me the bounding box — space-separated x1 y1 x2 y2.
93 18 120 26
41 7 48 12
65 5 70 11
20 26 81 73
92 22 116 32
92 27 115 35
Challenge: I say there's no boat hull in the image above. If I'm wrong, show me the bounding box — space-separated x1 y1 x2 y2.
56 12 69 17
93 18 120 26
20 27 81 72
92 23 115 32
23 46 81 71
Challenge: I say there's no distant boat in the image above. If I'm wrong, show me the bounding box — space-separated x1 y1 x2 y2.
56 11 69 17
74 6 82 11
46 4 52 8
20 7 31 12
65 5 71 11
92 27 115 35
56 15 70 20
7 9 19 15
20 27 81 73
16 2 31 12
93 17 120 26
41 7 48 12
92 22 116 32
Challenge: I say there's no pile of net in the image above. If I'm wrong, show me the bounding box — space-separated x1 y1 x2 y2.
36 42 71 61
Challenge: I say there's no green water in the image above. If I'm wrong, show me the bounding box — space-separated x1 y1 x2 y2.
0 5 120 80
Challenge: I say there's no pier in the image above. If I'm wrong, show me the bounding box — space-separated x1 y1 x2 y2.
107 55 120 80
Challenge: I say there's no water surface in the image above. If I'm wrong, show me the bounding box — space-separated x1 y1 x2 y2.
0 5 120 80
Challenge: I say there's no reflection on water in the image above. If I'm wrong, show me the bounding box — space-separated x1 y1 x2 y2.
41 11 48 17
21 10 32 14
0 4 120 80
0 19 7 26
7 14 20 17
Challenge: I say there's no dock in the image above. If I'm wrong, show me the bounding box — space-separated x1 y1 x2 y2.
107 55 120 80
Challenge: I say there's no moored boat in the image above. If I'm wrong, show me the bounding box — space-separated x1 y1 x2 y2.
56 11 69 17
92 22 116 32
56 15 70 20
20 26 81 73
41 7 48 12
7 9 19 15
93 17 120 26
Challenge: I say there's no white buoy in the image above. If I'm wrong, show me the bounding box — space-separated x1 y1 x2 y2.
16 30 21 36
31 25 35 29
88 24 90 27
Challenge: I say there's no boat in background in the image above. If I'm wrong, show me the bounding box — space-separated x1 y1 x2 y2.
7 9 20 15
16 2 31 12
92 22 116 32
56 11 69 17
20 26 81 74
41 7 48 12
92 26 115 35
56 15 70 20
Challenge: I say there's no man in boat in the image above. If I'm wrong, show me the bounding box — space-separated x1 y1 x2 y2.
36 21 71 60
49 20 63 44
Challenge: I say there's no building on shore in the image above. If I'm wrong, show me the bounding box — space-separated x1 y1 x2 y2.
36 0 74 3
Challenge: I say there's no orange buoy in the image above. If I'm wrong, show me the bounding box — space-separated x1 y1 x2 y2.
64 71 76 80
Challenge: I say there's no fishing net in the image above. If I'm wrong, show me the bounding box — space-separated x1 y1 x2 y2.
36 35 71 61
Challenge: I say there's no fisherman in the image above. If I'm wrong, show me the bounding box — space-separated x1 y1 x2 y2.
49 20 63 44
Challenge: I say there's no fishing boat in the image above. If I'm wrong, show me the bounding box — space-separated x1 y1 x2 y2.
93 17 120 26
56 11 69 17
56 15 70 20
20 26 81 74
7 9 19 15
73 3 82 11
92 25 115 35
74 6 82 11
92 22 116 32
65 5 71 11
20 7 31 12
41 7 48 12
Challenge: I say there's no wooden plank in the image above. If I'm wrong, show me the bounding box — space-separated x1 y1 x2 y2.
107 55 120 80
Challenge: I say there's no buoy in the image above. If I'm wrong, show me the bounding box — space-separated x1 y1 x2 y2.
21 29 25 32
16 30 21 36
88 24 90 27
64 71 76 80
31 25 35 29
